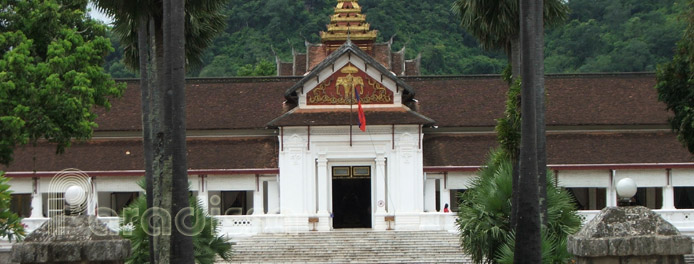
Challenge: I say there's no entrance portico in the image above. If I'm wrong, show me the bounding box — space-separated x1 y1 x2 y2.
267 37 435 232
276 124 429 232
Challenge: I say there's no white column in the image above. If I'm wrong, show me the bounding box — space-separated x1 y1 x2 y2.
424 178 436 212
30 177 43 218
663 169 675 209
607 170 617 207
317 156 329 215
268 180 280 214
197 175 209 213
87 177 97 215
253 175 264 215
375 155 387 214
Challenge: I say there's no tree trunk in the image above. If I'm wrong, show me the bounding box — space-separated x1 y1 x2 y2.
510 155 520 229
140 11 171 262
510 37 521 79
514 0 545 263
509 35 521 231
136 14 156 264
163 0 194 263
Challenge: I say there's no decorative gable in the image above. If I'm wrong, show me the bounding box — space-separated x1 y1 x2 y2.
269 43 433 128
306 64 394 105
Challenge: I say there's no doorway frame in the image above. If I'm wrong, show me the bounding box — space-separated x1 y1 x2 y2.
328 160 375 229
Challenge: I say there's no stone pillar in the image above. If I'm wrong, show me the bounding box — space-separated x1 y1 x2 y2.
12 216 131 263
30 178 43 219
568 206 691 263
267 180 280 214
253 175 263 215
87 177 97 216
316 156 329 215
375 155 386 214
424 178 436 212
315 156 330 231
606 170 617 207
197 175 209 213
663 169 676 209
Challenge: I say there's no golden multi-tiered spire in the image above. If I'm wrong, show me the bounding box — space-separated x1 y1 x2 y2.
320 0 378 52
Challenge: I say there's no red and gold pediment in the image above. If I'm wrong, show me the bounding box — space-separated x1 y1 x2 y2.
306 64 394 105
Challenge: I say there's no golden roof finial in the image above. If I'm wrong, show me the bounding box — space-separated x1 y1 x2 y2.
320 0 377 52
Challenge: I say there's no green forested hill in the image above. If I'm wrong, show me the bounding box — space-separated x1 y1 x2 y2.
103 0 687 77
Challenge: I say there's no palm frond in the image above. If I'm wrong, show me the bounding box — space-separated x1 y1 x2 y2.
118 181 232 264
456 148 581 263
452 0 569 52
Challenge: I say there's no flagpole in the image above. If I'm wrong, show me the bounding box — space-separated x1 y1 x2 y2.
350 89 353 147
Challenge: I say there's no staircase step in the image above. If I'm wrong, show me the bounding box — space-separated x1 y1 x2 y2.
226 230 472 263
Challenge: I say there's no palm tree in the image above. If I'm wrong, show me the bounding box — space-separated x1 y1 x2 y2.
120 180 232 264
453 0 567 232
92 0 227 262
456 149 580 263
515 0 546 262
452 0 568 77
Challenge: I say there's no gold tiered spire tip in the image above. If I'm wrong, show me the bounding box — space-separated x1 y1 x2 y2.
320 0 377 43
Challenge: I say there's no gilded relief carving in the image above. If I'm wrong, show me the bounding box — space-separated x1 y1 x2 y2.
307 64 394 105
335 66 364 100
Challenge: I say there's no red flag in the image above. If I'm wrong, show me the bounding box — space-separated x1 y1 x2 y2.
355 87 366 132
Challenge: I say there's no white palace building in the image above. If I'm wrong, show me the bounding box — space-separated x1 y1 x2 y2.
5 0 694 237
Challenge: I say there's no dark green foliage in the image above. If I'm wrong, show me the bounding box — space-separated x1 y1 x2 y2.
102 0 686 77
546 0 687 73
120 183 232 264
495 230 574 264
237 59 277 76
456 149 581 263
95 0 228 71
452 0 569 52
656 0 694 154
495 67 521 159
102 31 136 78
0 172 25 242
0 0 125 165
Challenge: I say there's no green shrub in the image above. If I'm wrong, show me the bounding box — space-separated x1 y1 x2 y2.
456 149 581 263
0 172 25 242
119 181 232 264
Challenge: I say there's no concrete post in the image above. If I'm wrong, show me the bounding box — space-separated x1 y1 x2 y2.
317 156 329 215
12 216 131 263
196 175 209 213
375 155 386 214
568 206 691 263
663 169 676 209
253 175 263 215
30 178 42 219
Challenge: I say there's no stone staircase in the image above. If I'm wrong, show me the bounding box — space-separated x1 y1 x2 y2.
228 230 471 263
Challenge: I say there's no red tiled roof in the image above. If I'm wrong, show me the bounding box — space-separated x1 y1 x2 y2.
94 73 667 132
423 130 692 166
407 73 668 128
8 73 683 173
94 78 300 131
2 137 278 172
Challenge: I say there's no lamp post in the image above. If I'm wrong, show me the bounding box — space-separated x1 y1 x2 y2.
64 185 86 215
616 178 637 207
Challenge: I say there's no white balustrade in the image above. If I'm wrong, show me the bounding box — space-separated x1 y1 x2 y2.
13 209 694 239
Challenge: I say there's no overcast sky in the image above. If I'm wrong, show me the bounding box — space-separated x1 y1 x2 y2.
87 2 113 24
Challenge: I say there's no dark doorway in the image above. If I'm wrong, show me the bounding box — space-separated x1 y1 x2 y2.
332 166 371 228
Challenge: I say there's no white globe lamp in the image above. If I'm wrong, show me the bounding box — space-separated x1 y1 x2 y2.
616 178 637 206
65 185 86 206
